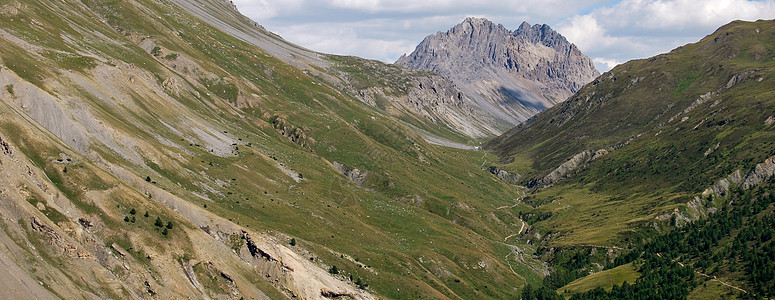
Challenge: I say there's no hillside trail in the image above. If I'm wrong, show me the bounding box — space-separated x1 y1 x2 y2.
575 244 629 251
495 196 550 278
696 271 749 294
659 253 749 294
503 222 526 241
501 242 550 278
504 251 526 284
496 197 526 241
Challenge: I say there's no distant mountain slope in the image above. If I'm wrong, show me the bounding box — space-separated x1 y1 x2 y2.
487 19 775 192
170 0 501 141
397 17 600 129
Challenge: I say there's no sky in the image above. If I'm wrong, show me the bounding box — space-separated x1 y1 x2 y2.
232 0 775 72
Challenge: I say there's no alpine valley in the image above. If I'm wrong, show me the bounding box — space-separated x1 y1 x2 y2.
0 0 773 299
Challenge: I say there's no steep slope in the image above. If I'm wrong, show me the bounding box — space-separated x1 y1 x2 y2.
0 0 540 298
484 19 775 297
170 0 500 142
397 17 600 129
488 19 775 193
326 55 503 141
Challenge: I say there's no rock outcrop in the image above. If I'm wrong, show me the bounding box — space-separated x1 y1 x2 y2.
529 135 641 189
397 17 599 128
333 161 373 186
704 155 775 198
487 166 521 185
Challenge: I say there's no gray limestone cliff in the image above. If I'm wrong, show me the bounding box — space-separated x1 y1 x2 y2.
396 17 599 129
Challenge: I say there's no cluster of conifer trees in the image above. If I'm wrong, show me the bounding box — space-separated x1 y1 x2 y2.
524 180 775 299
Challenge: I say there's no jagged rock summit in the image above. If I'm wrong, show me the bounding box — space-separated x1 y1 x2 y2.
397 17 600 129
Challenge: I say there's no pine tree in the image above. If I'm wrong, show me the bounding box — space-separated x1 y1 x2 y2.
355 277 364 289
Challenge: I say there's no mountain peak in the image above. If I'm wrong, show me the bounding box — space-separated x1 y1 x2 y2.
396 18 599 129
513 21 570 50
463 16 490 24
450 17 506 36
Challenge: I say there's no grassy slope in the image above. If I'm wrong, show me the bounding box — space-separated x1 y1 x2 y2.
566 183 775 299
325 55 483 144
688 280 741 300
558 263 639 295
0 0 537 298
487 19 775 247
480 19 775 298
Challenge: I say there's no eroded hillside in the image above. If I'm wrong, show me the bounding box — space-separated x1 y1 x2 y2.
0 0 540 298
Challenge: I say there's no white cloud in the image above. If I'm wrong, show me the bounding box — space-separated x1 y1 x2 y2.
233 0 610 65
230 0 304 19
234 0 775 72
328 0 494 13
274 22 417 62
557 0 775 71
502 0 609 20
593 57 621 71
329 0 380 11
244 0 604 18
557 14 613 51
589 0 775 36
627 0 775 30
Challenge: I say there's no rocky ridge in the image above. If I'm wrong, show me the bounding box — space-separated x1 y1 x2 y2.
397 17 599 129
